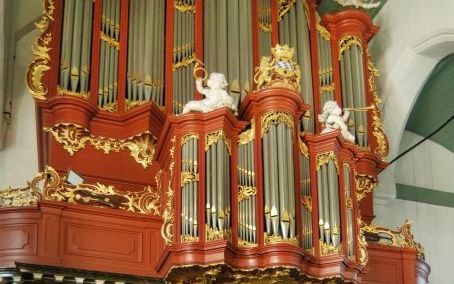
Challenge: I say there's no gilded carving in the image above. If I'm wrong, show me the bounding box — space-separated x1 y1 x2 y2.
173 53 195 71
319 83 335 94
301 196 312 212
261 111 294 136
264 233 298 245
205 130 232 154
258 22 271 32
238 119 255 145
357 228 368 265
278 0 296 21
181 235 199 242
361 219 425 260
298 133 309 157
238 239 258 248
316 151 338 171
254 44 301 92
161 136 177 244
354 172 379 201
317 24 331 41
100 102 117 112
339 36 363 59
320 241 341 256
367 52 389 159
181 133 199 145
238 186 257 202
0 167 160 215
174 0 195 13
26 0 55 100
181 172 199 186
100 31 120 49
125 99 147 110
206 225 230 241
44 124 157 169
57 86 89 100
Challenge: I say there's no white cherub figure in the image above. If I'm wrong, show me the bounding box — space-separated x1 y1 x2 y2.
182 73 237 115
334 0 381 9
318 100 355 143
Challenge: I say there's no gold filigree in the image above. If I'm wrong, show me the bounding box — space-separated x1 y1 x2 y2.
162 136 177 244
298 133 309 157
26 0 55 100
278 0 296 21
238 239 258 248
174 0 195 13
206 225 230 241
367 52 389 159
319 83 335 94
238 186 257 202
181 133 199 145
181 235 199 242
317 23 331 41
261 111 294 136
205 130 232 154
0 167 160 215
301 196 312 212
264 233 298 245
361 219 425 260
100 31 120 49
173 53 195 70
238 119 255 145
254 44 301 92
339 36 363 59
100 102 117 112
354 172 379 201
320 241 341 255
357 224 368 265
57 86 89 100
258 22 271 32
316 151 338 171
181 172 199 186
44 124 157 169
125 99 147 110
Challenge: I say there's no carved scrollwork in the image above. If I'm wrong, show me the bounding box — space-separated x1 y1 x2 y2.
320 241 341 256
354 172 379 201
301 196 312 212
317 24 331 41
206 225 230 241
278 0 296 21
238 186 257 202
339 36 363 59
261 111 294 136
298 133 309 157
0 167 160 215
44 124 157 169
264 233 298 245
26 0 55 100
205 130 232 154
316 151 338 171
161 137 177 244
238 119 255 145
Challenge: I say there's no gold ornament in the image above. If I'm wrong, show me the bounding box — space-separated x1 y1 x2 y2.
206 225 230 241
238 186 257 202
298 133 309 157
339 36 363 59
264 233 298 245
26 0 55 100
278 0 297 21
174 0 195 13
238 119 255 145
320 241 341 256
301 196 312 212
205 130 232 154
57 85 89 100
317 24 331 41
261 111 294 136
316 151 338 171
161 137 177 244
354 172 379 201
100 31 120 49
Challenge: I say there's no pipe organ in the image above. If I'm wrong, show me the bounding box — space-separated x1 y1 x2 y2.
2 0 429 283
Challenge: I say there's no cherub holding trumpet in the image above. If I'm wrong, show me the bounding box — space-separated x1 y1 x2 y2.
182 59 237 115
318 100 355 143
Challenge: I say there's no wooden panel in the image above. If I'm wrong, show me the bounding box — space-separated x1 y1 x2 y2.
64 222 143 262
0 224 37 256
364 260 400 283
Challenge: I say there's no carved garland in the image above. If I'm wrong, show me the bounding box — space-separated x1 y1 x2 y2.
261 111 294 136
44 124 156 169
317 23 331 41
205 130 232 154
315 151 338 171
278 0 296 21
367 52 390 159
26 0 55 100
0 167 160 215
238 119 255 145
161 136 177 244
339 35 363 59
354 172 379 201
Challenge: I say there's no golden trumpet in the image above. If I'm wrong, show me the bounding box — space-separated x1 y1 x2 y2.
193 58 208 81
344 105 375 112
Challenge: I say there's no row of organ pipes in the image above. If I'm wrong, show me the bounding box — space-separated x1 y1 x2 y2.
56 0 372 149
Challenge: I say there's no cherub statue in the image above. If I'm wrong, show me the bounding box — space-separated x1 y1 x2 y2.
182 73 237 115
334 0 381 9
318 101 355 143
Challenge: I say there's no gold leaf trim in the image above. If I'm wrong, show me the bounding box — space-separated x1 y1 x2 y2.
316 151 338 171
317 23 331 41
206 225 231 241
354 172 379 201
238 186 257 202
26 0 55 100
238 239 258 248
238 119 255 145
278 0 296 21
100 102 117 112
320 241 341 255
162 136 177 244
319 83 335 94
181 172 199 186
174 0 195 13
205 130 231 155
181 133 199 145
339 35 363 59
125 99 147 110
0 167 160 215
261 111 294 137
57 86 89 100
100 31 119 49
298 133 309 157
258 22 271 32
173 53 195 71
301 196 312 212
181 235 199 242
264 233 298 245
44 124 157 169
357 222 368 265
367 51 389 159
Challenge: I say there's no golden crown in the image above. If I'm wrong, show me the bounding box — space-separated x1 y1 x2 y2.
271 44 294 59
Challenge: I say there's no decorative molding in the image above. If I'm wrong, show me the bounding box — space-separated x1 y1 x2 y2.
261 111 294 136
339 36 363 59
298 133 309 157
181 133 199 145
367 52 389 159
205 130 231 155
320 241 341 256
26 0 55 100
264 233 298 245
238 119 255 145
238 239 258 248
317 23 331 41
161 136 177 244
315 151 338 171
361 219 425 260
354 172 379 201
278 0 296 21
0 167 160 215
44 124 157 169
57 86 89 100
206 225 230 242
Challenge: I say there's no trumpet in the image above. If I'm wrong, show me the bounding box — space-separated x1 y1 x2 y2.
343 105 375 112
193 58 208 81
